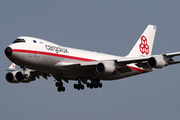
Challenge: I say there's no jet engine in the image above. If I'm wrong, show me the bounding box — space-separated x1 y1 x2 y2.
148 55 167 68
96 61 116 74
6 70 35 83
6 71 19 83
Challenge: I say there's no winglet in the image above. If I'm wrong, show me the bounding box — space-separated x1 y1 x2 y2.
6 63 17 71
127 25 157 57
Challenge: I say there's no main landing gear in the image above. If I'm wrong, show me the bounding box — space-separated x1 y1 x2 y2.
55 81 65 92
55 78 103 92
87 78 102 89
74 80 85 90
73 77 102 90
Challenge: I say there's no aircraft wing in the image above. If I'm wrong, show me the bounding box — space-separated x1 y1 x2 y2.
117 52 180 66
79 51 180 67
53 51 180 79
162 52 180 65
55 51 180 69
165 51 180 57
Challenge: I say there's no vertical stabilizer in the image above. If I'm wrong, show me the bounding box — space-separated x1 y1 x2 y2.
127 25 157 57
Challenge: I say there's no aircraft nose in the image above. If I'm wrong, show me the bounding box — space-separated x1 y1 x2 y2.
5 47 12 57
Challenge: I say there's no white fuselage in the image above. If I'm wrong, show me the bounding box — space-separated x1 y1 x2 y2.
7 36 151 81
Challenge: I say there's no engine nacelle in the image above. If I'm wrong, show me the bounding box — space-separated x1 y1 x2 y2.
148 55 167 68
6 71 19 83
15 70 35 83
96 61 116 74
6 70 35 83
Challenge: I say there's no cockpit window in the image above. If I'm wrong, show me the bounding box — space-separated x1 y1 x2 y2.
12 39 26 43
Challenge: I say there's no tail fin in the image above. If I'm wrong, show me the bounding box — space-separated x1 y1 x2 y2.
127 25 157 57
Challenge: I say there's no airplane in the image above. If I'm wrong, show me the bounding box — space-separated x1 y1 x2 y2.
4 25 180 92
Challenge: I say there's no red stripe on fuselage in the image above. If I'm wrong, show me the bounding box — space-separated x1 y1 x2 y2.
12 49 96 62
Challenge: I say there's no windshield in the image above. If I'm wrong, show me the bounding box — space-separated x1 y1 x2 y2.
12 39 26 43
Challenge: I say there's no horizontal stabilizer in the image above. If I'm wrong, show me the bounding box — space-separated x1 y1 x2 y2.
6 63 17 71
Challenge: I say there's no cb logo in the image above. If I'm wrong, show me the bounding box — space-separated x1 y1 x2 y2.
139 35 149 55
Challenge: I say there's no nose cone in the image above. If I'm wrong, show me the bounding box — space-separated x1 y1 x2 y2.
5 47 12 57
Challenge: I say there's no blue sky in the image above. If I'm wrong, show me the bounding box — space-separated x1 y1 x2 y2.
1 1 180 120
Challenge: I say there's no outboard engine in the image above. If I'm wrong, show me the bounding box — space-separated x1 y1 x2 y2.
148 55 167 68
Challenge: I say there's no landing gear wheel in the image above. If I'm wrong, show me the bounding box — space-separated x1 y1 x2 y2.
80 85 84 90
55 82 60 87
57 87 62 92
98 83 102 88
74 84 77 89
77 85 80 90
90 83 93 89
61 86 65 92
57 86 65 92
87 83 90 88
94 83 98 88
55 81 63 87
